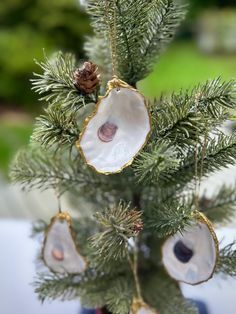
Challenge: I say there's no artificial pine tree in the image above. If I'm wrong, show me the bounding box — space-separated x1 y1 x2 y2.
11 1 236 314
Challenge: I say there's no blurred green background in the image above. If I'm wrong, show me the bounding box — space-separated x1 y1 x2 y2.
0 0 236 176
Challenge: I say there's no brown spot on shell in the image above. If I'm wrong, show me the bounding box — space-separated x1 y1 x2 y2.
51 247 64 261
97 122 118 142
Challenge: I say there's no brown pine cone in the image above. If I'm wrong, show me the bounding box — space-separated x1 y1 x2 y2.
74 61 100 94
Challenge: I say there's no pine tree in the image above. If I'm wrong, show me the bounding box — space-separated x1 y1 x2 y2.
10 1 236 314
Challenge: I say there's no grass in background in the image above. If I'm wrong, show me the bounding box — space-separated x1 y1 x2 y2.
140 41 236 97
0 119 33 177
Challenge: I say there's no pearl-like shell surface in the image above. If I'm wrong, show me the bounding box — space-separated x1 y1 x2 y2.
43 214 86 274
162 221 218 285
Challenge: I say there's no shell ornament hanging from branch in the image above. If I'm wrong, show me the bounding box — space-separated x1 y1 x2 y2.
77 77 151 174
162 212 219 285
130 298 158 314
43 212 87 274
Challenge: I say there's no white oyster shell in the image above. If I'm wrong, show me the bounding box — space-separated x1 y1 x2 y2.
162 221 218 285
43 215 86 274
78 83 151 174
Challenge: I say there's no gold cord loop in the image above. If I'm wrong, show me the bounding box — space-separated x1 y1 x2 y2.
105 0 118 76
193 93 208 210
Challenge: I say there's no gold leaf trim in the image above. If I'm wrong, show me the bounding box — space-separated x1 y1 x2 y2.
192 210 219 283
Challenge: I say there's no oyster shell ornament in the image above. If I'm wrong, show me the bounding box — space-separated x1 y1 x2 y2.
43 212 87 274
77 77 151 174
130 298 158 314
162 212 219 285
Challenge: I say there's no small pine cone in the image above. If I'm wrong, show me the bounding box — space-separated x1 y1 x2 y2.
74 61 100 94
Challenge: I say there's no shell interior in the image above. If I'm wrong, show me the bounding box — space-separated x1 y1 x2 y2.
79 85 151 173
43 215 86 274
162 221 217 285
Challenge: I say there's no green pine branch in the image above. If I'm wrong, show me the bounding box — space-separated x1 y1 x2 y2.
78 274 112 309
34 273 79 302
199 185 236 224
134 133 236 191
201 134 236 173
133 142 179 183
158 133 236 191
10 148 139 207
145 202 193 238
145 184 236 239
31 51 96 110
35 271 134 314
86 0 185 85
10 149 101 193
142 271 198 314
31 103 80 150
135 0 186 81
195 77 236 118
152 78 236 148
77 274 135 313
216 242 236 277
90 203 142 265
34 271 107 304
152 94 209 148
102 278 134 314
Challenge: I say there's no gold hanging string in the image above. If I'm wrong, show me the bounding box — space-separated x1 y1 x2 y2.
127 237 142 300
193 93 208 210
194 142 200 209
199 130 208 184
54 181 62 213
194 129 208 215
105 0 118 76
57 194 62 213
193 91 200 209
